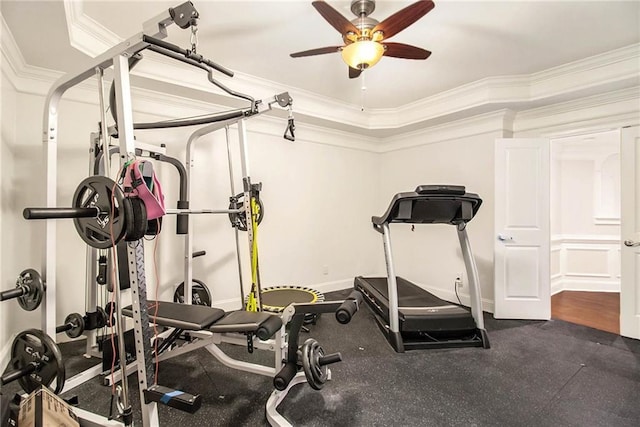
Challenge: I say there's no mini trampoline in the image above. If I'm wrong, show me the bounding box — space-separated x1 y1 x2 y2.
259 285 325 313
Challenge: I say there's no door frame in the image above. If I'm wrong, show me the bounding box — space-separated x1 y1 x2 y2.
511 122 636 337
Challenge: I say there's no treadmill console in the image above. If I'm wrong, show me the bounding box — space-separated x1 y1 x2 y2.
415 185 465 195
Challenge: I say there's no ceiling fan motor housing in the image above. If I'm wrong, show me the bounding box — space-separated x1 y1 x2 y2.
351 0 376 17
292 0 434 78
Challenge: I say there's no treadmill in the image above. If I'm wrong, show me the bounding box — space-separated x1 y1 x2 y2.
355 185 490 352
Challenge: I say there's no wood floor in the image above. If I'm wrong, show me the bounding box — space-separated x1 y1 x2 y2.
551 291 620 334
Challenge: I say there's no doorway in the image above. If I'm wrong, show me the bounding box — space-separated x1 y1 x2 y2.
549 130 621 334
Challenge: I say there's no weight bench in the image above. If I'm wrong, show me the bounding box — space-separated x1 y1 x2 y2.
122 301 282 339
121 301 283 413
115 293 362 426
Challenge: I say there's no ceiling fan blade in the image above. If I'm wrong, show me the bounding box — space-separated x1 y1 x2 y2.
383 42 431 60
372 0 435 40
312 1 360 36
290 46 342 58
349 67 362 79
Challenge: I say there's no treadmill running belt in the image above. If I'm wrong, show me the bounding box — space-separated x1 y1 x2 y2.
363 277 453 307
355 276 476 333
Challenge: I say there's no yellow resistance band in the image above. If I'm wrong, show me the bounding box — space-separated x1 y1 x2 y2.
246 197 261 312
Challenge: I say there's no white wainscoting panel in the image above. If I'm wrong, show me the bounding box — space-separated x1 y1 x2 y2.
551 235 620 294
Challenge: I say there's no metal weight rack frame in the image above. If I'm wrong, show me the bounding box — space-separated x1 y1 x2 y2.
39 2 296 426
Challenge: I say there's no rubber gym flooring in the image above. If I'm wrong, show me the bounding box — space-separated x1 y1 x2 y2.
3 289 640 426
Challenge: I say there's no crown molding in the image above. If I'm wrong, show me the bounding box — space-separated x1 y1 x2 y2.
63 0 121 58
379 109 515 153
4 12 639 153
59 0 640 133
513 86 640 137
0 16 62 95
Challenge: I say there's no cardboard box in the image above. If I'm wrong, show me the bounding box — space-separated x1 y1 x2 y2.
18 386 79 427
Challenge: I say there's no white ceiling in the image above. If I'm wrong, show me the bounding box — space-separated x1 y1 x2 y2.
2 0 639 111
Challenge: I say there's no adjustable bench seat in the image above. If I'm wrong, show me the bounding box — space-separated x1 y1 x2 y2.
122 301 282 340
122 301 225 330
210 311 282 340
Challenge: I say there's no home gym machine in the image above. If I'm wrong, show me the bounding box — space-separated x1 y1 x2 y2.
22 2 363 426
355 185 490 352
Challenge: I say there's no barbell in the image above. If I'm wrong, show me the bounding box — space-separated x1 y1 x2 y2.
0 329 65 394
23 176 147 249
55 307 109 339
0 269 45 311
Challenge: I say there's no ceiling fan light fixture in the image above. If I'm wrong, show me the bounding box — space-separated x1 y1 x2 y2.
341 40 384 70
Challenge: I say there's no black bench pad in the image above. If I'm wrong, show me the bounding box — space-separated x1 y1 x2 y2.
209 311 282 340
122 301 225 330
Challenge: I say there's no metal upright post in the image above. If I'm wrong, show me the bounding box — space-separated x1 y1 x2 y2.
381 223 403 350
84 132 100 357
42 89 60 340
113 53 158 427
457 224 485 330
226 125 245 307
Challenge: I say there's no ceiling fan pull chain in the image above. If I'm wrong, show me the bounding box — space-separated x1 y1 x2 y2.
190 24 198 54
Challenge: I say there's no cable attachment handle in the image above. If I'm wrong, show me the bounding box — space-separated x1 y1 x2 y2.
284 105 295 142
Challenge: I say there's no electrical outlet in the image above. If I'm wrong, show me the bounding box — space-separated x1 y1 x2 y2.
455 274 463 288
322 265 329 275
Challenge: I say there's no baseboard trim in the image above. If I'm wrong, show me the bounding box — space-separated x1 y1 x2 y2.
552 279 620 294
208 278 497 314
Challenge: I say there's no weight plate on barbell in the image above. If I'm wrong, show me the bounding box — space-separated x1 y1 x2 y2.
11 329 65 394
72 176 129 249
125 197 147 241
16 269 45 312
228 194 264 231
64 312 85 339
95 306 108 329
173 280 212 306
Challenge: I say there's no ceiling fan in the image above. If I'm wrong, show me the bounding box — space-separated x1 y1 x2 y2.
290 0 435 79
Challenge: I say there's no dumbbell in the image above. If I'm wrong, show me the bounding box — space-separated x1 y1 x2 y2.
0 269 45 311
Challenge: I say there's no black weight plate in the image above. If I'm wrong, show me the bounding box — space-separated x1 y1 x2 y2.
96 306 108 328
228 195 263 231
16 269 44 312
64 313 85 339
72 176 127 249
173 279 212 306
125 198 147 241
11 329 65 394
301 338 327 391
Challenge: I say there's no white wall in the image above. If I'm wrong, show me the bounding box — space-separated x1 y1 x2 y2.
377 129 504 310
135 117 381 307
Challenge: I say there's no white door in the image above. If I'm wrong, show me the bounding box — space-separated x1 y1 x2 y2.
620 126 640 339
494 138 550 319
